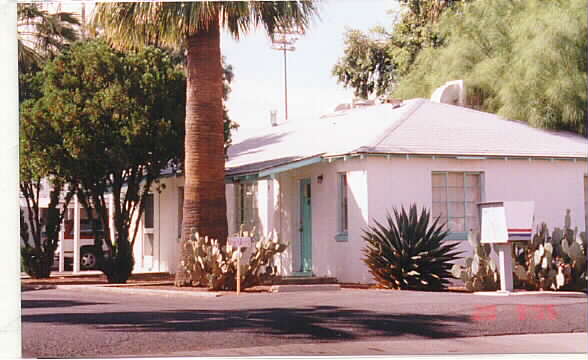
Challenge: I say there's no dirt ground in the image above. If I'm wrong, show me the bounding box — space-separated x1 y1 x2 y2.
21 272 175 286
21 272 271 293
21 272 470 294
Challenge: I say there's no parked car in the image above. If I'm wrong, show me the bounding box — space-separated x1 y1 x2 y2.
53 219 108 270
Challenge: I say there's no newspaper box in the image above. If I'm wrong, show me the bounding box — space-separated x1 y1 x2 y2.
478 201 535 292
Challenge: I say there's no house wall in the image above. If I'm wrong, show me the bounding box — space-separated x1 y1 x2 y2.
366 157 588 267
132 176 183 273
153 156 587 284
266 160 371 283
157 177 182 272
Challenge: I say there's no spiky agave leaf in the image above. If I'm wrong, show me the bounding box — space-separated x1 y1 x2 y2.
363 204 462 291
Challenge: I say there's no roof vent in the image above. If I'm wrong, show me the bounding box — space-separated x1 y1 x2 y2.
270 109 278 127
352 98 376 108
386 98 403 108
431 80 465 106
333 103 352 112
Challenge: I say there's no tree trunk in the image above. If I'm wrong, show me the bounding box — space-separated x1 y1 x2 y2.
182 20 228 246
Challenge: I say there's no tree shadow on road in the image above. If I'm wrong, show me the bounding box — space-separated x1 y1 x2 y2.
22 299 110 309
21 304 470 341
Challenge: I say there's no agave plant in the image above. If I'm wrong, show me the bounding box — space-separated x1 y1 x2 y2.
362 204 462 291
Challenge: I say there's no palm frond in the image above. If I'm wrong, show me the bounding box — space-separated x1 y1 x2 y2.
17 3 81 71
92 1 320 50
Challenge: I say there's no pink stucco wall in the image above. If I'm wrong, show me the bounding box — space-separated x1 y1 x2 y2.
367 157 586 235
271 156 587 283
154 156 586 284
367 157 587 267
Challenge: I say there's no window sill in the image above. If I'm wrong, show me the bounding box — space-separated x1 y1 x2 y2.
335 232 348 242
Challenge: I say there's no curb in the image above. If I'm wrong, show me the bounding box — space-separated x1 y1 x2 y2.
270 284 341 292
21 284 57 291
474 290 588 296
42 284 222 297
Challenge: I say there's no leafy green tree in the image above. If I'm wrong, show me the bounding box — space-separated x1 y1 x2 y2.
393 0 587 136
333 0 468 98
18 3 81 278
20 105 76 278
21 40 186 283
222 62 239 155
92 2 320 253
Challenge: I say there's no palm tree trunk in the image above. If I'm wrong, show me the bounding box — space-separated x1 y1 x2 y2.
182 19 228 246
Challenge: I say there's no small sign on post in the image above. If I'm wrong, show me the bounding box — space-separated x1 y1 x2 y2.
228 235 252 295
479 201 534 293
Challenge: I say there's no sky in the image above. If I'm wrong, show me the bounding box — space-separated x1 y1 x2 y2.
34 0 400 130
221 0 399 131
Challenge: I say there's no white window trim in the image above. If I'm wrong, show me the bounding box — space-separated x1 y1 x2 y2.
235 181 258 234
335 173 348 242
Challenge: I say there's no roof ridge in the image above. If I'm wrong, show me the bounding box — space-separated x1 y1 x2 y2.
366 99 426 150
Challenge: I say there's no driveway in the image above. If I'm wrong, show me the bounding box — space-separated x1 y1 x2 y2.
21 287 587 358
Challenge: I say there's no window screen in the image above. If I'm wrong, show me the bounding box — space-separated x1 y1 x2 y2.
432 172 482 237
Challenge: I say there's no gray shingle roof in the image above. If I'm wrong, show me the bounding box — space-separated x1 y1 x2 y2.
226 99 587 176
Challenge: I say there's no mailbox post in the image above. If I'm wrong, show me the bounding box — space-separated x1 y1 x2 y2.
479 201 534 293
228 235 252 295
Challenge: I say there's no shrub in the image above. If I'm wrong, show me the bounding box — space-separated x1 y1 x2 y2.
451 231 500 292
21 247 53 279
362 204 462 291
513 210 587 291
175 231 287 290
20 209 56 279
98 240 135 284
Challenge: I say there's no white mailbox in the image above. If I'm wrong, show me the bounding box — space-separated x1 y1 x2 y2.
479 201 535 244
228 236 252 248
478 201 535 293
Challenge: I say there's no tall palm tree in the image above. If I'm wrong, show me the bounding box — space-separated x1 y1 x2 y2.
93 2 319 250
17 3 80 73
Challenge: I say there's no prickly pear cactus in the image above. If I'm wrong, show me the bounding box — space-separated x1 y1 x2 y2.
174 229 198 287
174 230 288 290
513 209 587 291
451 230 500 292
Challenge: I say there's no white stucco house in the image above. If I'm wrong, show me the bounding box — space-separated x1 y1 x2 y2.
134 97 588 283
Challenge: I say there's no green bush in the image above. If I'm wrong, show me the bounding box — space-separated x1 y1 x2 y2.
513 210 587 291
20 209 56 279
362 204 462 291
21 246 54 279
175 231 287 290
98 239 134 284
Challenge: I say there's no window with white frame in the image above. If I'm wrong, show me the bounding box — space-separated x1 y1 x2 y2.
432 172 482 240
336 173 348 241
143 193 155 257
235 182 258 234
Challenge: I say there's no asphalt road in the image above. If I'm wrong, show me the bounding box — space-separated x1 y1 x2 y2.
21 287 587 358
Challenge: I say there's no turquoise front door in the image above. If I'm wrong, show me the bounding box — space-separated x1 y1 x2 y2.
299 178 312 274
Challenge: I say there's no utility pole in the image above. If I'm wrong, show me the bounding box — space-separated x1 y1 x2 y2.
271 31 302 123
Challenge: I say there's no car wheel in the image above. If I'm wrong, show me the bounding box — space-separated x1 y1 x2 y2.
80 249 97 270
